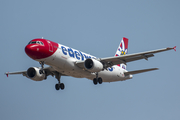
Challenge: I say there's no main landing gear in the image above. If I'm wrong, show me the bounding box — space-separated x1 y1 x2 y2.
93 73 103 85
55 83 65 90
39 61 64 90
54 72 65 90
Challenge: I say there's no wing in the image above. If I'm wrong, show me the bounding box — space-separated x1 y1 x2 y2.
5 66 67 77
100 47 175 68
5 71 27 77
76 47 176 69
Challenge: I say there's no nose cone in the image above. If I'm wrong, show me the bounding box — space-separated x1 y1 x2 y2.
25 44 41 60
25 38 58 60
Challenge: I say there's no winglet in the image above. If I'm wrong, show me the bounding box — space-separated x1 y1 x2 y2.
5 72 9 77
173 46 176 51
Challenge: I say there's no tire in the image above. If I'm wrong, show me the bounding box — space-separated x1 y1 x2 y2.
98 77 103 84
93 78 98 85
60 83 65 90
55 84 60 90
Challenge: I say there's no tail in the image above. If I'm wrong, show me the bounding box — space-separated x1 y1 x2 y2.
115 37 129 69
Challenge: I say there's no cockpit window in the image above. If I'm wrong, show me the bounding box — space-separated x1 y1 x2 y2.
28 41 44 45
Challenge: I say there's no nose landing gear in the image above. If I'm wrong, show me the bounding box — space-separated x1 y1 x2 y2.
39 61 44 74
39 61 47 79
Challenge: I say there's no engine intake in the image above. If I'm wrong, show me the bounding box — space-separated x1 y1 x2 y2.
84 59 103 72
27 67 46 81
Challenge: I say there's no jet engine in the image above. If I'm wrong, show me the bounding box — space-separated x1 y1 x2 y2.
84 59 103 72
27 67 46 81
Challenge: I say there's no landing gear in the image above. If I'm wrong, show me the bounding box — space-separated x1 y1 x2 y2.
93 72 103 85
93 77 103 85
39 61 65 91
39 61 44 74
39 61 47 79
54 72 65 91
55 83 65 90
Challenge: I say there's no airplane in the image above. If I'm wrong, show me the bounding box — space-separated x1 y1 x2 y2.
5 37 176 91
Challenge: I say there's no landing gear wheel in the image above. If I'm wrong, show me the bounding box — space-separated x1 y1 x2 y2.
93 78 98 85
55 84 60 90
60 83 65 90
55 83 65 90
98 77 103 84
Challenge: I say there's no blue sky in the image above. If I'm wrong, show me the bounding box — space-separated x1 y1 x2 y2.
0 0 179 120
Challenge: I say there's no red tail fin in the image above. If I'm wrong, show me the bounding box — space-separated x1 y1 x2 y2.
115 37 129 68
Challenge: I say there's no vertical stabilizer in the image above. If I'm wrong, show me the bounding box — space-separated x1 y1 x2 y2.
115 37 129 69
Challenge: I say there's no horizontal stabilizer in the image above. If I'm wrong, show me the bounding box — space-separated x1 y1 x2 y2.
124 68 159 75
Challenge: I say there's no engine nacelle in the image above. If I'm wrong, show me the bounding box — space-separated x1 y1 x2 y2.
27 67 46 81
84 59 103 72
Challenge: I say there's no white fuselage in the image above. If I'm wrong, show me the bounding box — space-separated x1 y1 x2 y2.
35 43 133 82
